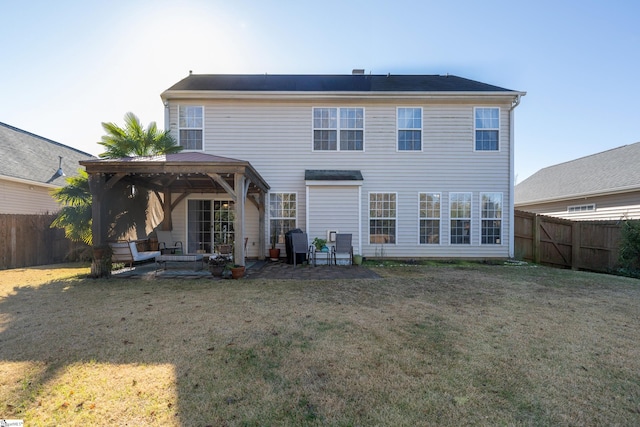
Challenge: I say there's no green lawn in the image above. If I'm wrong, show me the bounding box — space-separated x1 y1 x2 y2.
1 262 639 426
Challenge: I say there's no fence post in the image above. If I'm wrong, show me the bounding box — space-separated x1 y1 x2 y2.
572 222 580 270
533 214 541 264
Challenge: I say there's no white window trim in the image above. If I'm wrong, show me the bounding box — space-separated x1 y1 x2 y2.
473 107 500 152
418 192 441 245
449 192 472 245
311 107 365 152
178 105 205 151
368 191 397 245
480 192 503 245
567 203 596 213
396 107 423 152
268 191 298 246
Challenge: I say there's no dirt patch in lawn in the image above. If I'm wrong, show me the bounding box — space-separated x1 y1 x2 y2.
0 262 639 425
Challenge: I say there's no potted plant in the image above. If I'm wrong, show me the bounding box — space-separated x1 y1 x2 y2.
313 237 328 252
269 228 280 261
209 254 231 277
229 264 245 279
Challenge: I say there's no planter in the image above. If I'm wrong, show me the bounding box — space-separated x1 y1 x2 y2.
353 255 363 265
209 265 225 277
269 248 281 261
231 266 245 279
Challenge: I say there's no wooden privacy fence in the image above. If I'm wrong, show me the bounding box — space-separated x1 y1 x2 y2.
514 210 623 272
0 214 80 269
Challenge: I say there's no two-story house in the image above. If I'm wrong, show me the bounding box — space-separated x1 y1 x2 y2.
82 72 525 262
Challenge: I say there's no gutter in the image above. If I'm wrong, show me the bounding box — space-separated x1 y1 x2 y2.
516 184 640 207
0 173 61 189
161 89 527 103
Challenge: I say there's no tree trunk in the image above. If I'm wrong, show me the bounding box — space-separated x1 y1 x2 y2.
90 246 111 278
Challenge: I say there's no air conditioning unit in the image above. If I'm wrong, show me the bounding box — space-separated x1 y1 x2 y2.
327 230 338 242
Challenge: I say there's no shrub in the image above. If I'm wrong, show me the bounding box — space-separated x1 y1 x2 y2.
618 220 640 276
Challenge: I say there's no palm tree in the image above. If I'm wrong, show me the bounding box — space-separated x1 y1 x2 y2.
51 169 92 245
52 112 182 245
99 112 182 158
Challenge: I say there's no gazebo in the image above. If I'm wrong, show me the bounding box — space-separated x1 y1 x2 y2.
80 152 270 270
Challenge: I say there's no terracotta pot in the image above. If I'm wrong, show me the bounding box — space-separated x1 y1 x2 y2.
231 266 245 279
269 248 280 261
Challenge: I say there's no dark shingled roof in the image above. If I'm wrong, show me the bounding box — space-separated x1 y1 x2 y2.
515 142 640 204
0 122 95 186
164 74 518 93
305 170 364 181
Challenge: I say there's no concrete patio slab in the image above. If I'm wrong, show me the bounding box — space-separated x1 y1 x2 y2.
111 260 380 280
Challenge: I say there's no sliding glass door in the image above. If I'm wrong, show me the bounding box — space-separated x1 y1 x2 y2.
187 200 234 253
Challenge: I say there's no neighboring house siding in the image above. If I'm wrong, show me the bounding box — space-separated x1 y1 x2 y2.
517 191 640 221
167 99 514 258
0 178 60 214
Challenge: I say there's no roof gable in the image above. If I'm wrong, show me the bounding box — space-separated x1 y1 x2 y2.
515 142 640 204
0 122 94 186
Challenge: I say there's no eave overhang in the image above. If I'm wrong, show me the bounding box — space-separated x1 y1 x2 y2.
161 89 526 103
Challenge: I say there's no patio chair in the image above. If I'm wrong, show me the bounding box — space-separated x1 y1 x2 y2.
332 233 353 265
156 230 183 254
291 232 312 267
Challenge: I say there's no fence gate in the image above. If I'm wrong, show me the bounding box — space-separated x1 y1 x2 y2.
514 210 622 272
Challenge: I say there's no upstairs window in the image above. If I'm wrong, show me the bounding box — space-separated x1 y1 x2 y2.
313 107 363 151
568 204 595 213
475 107 499 151
397 107 422 151
179 106 203 150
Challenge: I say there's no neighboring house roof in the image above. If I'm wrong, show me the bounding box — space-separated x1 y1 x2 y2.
163 73 521 94
515 142 640 205
0 122 94 187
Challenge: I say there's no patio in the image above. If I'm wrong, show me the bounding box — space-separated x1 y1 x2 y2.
111 259 381 280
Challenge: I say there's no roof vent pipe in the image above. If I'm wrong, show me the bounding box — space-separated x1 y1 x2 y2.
56 156 65 177
352 69 365 75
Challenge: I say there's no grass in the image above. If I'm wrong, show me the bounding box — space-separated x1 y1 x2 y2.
1 262 639 425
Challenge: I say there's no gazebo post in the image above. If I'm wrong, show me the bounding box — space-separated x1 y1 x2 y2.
234 173 246 266
161 187 172 231
88 173 110 277
258 191 266 260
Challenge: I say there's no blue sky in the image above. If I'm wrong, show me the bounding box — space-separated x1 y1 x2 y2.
1 0 638 182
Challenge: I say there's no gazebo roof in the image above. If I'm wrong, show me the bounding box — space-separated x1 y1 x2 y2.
80 152 269 194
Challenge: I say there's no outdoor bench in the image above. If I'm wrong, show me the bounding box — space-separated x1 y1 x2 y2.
109 241 161 268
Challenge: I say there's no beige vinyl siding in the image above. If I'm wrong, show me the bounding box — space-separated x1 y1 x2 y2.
516 190 640 221
167 98 513 258
0 178 61 214
307 185 360 257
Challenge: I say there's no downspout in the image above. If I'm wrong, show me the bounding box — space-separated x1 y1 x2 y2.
508 93 523 258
